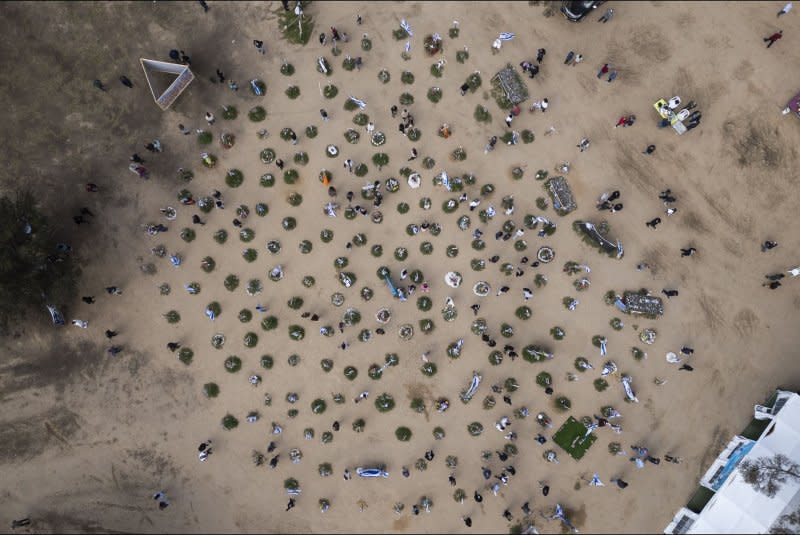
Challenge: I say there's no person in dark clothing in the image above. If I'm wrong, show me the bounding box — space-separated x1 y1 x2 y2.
643 144 656 155
119 75 133 88
460 82 470 95
679 364 694 371
105 329 118 339
216 69 225 83
82 296 96 304
167 342 181 352
646 217 662 229
765 281 782 290
474 490 483 503
762 240 778 252
198 0 209 12
681 247 697 257
180 51 191 65
662 289 679 298
611 478 629 489
169 49 180 62
73 215 88 225
536 48 546 63
764 30 783 47
463 516 472 527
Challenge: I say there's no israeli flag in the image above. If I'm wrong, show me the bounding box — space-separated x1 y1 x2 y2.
400 19 413 36
357 467 389 478
498 32 515 41
47 305 65 326
348 96 366 109
600 338 607 356
405 41 411 53
588 474 605 487
205 307 216 320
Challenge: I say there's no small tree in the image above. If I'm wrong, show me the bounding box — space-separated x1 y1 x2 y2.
739 454 800 498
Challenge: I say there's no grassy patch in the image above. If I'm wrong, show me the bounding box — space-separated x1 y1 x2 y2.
275 1 314 45
552 416 596 460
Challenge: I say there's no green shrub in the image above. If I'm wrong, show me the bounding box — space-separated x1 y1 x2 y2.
224 355 242 373
354 163 368 176
555 396 572 411
323 83 338 99
536 371 552 387
427 87 442 103
197 131 213 145
372 152 389 170
377 69 390 83
181 228 196 243
284 169 299 184
261 316 278 331
224 274 239 291
242 248 258 263
178 347 194 365
249 106 267 122
467 422 484 436
401 70 415 84
280 62 295 76
515 306 532 320
421 362 437 376
361 36 372 50
203 382 219 398
305 125 318 138
395 426 412 441
164 310 180 324
594 378 609 392
260 355 274 369
456 49 469 63
410 398 426 413
311 398 327 414
344 366 358 380
222 414 239 430
320 358 334 372
399 92 414 105
375 393 395 412
474 105 491 123
285 85 300 99
238 309 252 323
243 332 258 348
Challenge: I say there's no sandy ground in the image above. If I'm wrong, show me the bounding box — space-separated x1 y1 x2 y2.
2 1 800 533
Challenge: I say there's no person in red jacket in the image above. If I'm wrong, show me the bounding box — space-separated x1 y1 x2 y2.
764 30 783 47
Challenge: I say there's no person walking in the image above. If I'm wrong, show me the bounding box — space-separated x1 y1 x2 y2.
167 342 181 352
646 217 662 229
610 478 629 489
205 112 215 125
607 70 618 82
565 50 575 65
680 247 696 257
764 30 783 47
119 75 133 88
320 109 329 121
253 39 265 54
463 516 472 527
643 144 656 155
537 47 546 63
662 289 679 298
679 364 694 371
105 329 118 339
778 2 793 16
762 240 778 251
598 8 614 22
571 53 583 66
597 63 609 79
152 491 170 510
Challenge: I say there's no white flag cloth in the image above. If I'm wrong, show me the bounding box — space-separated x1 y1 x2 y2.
498 32 515 41
400 19 413 36
357 467 389 478
405 40 411 53
589 473 605 487
347 96 366 109
600 338 607 356
622 375 639 403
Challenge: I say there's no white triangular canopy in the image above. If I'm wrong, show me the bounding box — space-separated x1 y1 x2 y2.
139 58 194 110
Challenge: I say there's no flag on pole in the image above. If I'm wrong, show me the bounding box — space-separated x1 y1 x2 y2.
498 32 515 41
589 473 605 487
400 19 413 36
405 41 411 53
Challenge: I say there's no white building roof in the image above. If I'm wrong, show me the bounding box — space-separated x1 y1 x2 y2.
687 392 800 534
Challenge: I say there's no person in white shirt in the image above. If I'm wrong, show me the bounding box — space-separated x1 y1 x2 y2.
778 2 793 16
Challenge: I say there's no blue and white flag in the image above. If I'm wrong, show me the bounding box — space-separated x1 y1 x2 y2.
404 40 411 53
589 473 605 487
400 18 413 36
347 96 366 109
498 32 515 41
357 467 389 478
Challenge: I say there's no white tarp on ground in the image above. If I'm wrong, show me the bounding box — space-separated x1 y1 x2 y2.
688 393 800 533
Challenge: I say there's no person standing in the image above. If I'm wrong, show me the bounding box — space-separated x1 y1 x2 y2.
764 30 783 47
597 63 609 79
537 48 546 63
205 112 215 125
215 69 225 83
778 3 793 16
680 247 697 257
607 70 618 82
643 144 656 155
119 75 133 88
93 79 106 92
253 39 265 54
